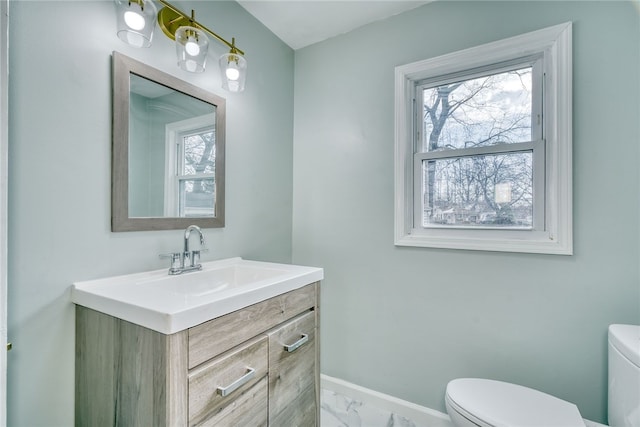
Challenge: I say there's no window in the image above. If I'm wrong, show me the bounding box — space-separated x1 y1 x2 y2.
164 114 217 217
394 23 572 254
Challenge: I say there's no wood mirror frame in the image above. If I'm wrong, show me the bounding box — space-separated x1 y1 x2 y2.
112 52 226 232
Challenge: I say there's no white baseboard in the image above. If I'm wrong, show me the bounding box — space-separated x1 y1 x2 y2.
321 374 453 427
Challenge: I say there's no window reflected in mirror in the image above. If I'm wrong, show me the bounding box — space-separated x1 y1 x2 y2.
166 115 216 217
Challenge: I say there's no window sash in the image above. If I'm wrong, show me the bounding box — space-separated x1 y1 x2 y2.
412 56 545 233
176 129 216 176
178 177 215 217
413 140 545 231
415 56 544 154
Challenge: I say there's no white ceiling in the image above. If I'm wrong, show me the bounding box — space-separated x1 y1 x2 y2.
237 1 431 50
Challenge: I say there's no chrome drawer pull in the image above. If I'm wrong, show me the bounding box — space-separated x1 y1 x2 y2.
284 334 309 353
216 367 256 397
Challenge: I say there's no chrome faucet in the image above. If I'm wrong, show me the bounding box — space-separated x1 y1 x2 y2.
183 224 205 268
160 225 207 275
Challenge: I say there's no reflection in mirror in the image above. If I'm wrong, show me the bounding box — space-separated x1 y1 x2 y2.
129 74 216 218
112 52 226 232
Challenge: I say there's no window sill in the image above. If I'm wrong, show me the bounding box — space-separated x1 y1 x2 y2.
395 228 572 255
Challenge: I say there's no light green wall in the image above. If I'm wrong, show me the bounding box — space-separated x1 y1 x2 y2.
292 1 640 423
8 1 294 425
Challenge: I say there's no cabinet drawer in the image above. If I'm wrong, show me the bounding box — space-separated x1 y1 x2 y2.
188 283 317 368
268 310 317 426
194 377 268 427
188 336 268 426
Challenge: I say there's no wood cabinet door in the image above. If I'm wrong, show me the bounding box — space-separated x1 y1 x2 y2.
268 310 317 426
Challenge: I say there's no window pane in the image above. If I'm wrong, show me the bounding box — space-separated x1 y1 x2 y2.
421 67 532 152
182 130 215 175
422 152 533 229
179 178 215 217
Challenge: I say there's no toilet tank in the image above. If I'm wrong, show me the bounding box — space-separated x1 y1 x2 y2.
608 324 640 427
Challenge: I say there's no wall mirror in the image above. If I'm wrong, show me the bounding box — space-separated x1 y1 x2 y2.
112 51 225 231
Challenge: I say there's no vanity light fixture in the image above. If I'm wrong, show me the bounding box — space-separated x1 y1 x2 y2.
114 0 247 92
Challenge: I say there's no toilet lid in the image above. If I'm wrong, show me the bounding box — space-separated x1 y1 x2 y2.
446 378 585 427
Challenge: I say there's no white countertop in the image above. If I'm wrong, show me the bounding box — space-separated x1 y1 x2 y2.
71 257 323 334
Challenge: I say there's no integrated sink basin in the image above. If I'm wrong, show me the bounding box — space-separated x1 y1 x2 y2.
71 257 323 334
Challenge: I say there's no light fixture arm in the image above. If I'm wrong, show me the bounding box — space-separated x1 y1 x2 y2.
156 0 244 56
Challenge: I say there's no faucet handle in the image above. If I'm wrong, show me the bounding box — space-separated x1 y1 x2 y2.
160 252 182 272
190 248 208 268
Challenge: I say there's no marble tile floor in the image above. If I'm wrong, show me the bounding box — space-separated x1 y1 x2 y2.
320 388 608 427
320 388 429 427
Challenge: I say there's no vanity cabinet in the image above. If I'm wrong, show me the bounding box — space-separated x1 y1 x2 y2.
75 282 319 427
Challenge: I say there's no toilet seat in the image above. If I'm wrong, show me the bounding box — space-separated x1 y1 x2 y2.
445 378 586 427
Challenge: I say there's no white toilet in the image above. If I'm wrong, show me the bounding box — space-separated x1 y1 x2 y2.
445 324 640 427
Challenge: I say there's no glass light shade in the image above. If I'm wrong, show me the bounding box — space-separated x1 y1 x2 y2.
175 26 209 73
219 52 247 93
115 0 157 48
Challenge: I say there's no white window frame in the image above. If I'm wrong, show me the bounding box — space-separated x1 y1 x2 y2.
164 114 216 217
394 22 572 255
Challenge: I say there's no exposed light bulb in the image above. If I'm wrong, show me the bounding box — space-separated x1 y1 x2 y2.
124 10 145 31
225 65 240 81
185 39 200 56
